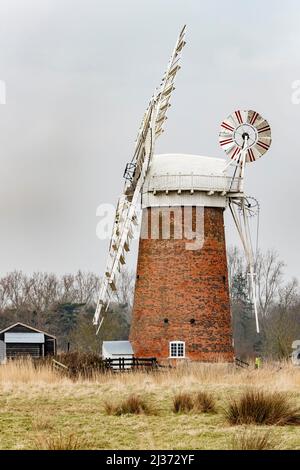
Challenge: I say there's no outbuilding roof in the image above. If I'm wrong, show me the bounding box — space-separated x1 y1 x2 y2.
0 322 56 339
102 341 133 355
5 333 45 344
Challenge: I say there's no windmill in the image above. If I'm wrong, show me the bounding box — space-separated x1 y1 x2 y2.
93 27 271 362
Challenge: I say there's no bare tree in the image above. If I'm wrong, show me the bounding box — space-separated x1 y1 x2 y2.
227 246 246 295
255 250 285 317
262 306 299 359
261 278 300 359
278 278 299 312
0 271 31 310
27 272 60 312
59 273 76 303
113 269 136 320
56 271 99 305
0 277 10 310
73 271 100 305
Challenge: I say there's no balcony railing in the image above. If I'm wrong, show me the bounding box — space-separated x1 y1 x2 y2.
145 173 241 194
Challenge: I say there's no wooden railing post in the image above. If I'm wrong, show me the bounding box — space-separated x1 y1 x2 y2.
104 357 157 372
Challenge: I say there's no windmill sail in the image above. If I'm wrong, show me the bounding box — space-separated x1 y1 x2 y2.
93 26 186 329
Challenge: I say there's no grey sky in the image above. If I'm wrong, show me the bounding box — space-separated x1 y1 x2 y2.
0 0 299 281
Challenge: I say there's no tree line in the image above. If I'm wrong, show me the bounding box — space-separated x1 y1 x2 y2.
0 270 134 353
228 247 300 359
0 247 299 359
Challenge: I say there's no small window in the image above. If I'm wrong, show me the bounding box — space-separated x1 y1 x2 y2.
164 318 169 324
169 341 185 358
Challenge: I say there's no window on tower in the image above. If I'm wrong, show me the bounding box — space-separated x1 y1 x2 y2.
169 341 185 358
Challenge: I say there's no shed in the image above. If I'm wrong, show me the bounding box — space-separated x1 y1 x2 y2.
0 323 56 363
102 341 133 360
292 347 300 366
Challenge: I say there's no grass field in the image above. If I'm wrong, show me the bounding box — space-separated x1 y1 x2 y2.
0 360 300 450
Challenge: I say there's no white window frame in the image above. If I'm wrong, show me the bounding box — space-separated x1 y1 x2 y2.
169 341 185 358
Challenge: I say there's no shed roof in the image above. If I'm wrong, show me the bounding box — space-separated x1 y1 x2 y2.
5 333 45 344
0 322 56 339
103 341 133 355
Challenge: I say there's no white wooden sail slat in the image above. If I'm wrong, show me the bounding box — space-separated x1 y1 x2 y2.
159 102 171 113
161 84 175 98
155 128 164 138
176 39 186 53
156 114 168 124
153 27 186 141
169 64 181 78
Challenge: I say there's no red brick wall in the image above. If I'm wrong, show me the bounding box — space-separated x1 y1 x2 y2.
129 206 234 363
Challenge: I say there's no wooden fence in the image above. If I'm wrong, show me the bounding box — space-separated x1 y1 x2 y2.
235 357 250 369
52 357 158 374
104 357 158 371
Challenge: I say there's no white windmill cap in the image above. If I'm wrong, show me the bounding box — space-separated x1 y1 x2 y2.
149 154 227 176
142 154 230 209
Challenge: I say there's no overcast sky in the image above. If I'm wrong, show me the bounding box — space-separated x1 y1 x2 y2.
0 0 300 281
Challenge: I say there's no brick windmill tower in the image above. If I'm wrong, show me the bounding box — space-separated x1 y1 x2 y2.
93 27 272 362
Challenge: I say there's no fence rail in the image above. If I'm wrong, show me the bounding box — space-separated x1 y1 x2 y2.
52 358 69 372
104 357 158 371
235 357 250 369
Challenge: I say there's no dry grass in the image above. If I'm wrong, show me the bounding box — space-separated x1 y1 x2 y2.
173 391 216 414
2 358 300 391
0 359 300 449
34 433 88 450
173 393 194 413
31 415 55 432
225 389 300 426
230 428 277 450
194 391 216 413
0 358 59 385
104 394 152 416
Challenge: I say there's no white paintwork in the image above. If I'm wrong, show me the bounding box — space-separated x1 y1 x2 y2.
143 192 228 208
102 341 134 368
102 340 134 359
4 332 45 343
0 340 6 364
219 110 272 163
148 154 227 176
169 341 185 358
142 154 236 208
